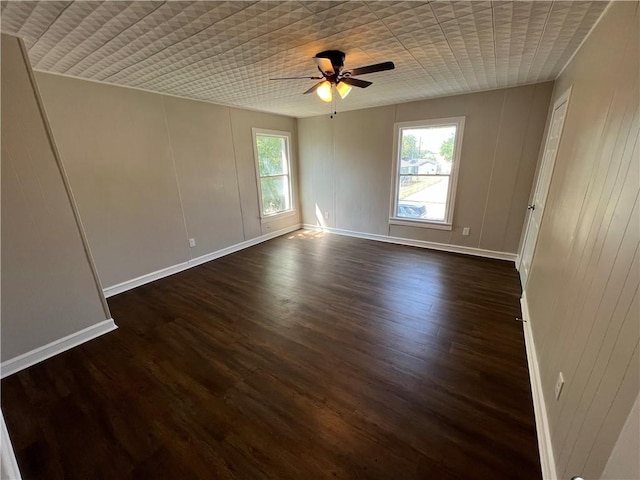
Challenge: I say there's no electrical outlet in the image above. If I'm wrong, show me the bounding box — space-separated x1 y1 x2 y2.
555 372 564 400
462 227 470 236
189 238 196 248
324 211 330 220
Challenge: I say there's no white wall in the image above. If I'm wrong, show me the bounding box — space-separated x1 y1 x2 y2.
1 35 111 362
35 73 300 289
298 82 553 254
525 2 639 478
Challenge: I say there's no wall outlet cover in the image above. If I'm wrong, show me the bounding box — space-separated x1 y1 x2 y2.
189 238 196 248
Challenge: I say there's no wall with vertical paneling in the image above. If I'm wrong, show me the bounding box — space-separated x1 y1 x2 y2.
601 393 640 479
35 72 300 289
298 82 553 254
525 2 639 478
1 34 111 361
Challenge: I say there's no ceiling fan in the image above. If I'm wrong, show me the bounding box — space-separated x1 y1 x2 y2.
270 50 395 103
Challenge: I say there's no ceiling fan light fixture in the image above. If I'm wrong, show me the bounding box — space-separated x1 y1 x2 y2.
273 51 394 108
336 82 352 99
316 81 333 102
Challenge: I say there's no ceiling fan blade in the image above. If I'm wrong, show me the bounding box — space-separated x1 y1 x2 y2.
303 81 326 95
340 77 372 88
270 76 324 80
347 61 395 77
313 56 335 75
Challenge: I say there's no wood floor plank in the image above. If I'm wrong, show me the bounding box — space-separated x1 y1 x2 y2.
2 230 541 479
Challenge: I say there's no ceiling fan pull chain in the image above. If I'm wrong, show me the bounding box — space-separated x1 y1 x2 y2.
330 91 335 119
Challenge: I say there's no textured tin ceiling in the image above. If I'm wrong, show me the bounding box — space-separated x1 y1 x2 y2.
1 1 608 117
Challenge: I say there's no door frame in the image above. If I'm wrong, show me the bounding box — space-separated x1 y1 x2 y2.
517 85 573 277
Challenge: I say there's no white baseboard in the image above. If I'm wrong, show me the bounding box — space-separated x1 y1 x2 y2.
1 410 21 480
0 318 117 379
1 409 22 480
521 291 557 479
302 224 518 262
103 224 302 297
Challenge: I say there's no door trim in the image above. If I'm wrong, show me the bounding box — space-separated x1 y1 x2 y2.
517 85 573 276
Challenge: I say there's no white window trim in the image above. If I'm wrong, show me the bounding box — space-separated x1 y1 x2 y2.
252 127 296 222
389 116 465 230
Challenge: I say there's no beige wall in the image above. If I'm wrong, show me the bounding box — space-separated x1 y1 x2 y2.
601 393 640 480
1 35 110 361
229 107 300 239
298 82 553 253
525 2 639 478
35 73 300 288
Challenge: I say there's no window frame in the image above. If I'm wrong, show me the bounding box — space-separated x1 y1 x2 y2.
252 127 295 222
389 116 465 230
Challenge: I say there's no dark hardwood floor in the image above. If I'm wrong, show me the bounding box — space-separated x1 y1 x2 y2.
2 230 541 479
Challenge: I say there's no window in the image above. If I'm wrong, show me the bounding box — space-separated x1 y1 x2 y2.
390 117 465 229
252 128 294 219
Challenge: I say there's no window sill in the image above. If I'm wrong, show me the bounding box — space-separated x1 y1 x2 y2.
389 218 453 231
260 209 297 224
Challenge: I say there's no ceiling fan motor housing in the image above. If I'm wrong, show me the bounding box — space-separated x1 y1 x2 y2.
315 50 345 75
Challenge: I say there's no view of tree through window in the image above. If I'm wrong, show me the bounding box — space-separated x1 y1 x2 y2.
396 123 459 223
255 133 292 217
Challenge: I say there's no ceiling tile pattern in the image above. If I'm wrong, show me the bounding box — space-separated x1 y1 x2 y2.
1 0 608 117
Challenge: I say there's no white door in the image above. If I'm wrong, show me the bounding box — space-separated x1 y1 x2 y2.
518 87 572 287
